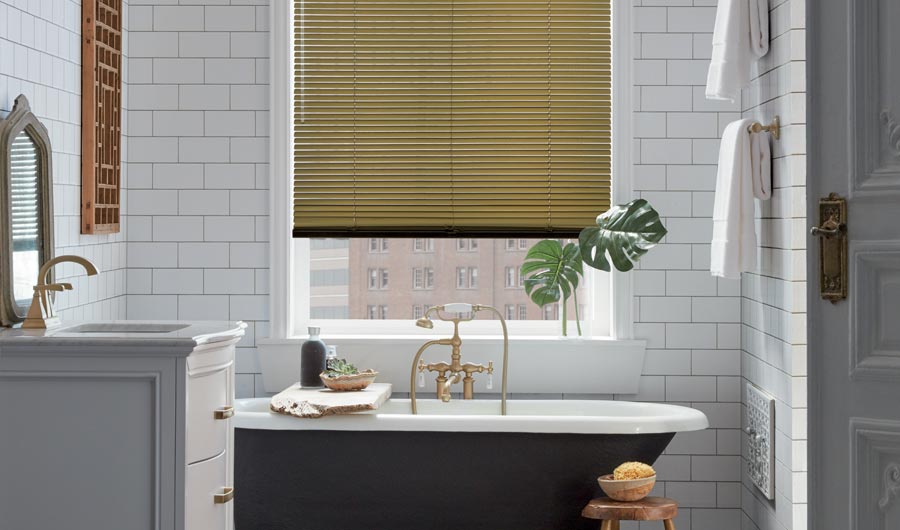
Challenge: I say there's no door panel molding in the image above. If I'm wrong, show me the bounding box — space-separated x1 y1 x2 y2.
850 242 900 381
851 418 900 529
850 0 900 194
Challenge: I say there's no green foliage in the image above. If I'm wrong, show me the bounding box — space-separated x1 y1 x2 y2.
520 240 584 336
578 199 667 272
519 199 667 335
323 358 359 377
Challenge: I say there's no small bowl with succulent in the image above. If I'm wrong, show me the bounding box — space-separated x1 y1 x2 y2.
319 358 378 391
597 462 657 501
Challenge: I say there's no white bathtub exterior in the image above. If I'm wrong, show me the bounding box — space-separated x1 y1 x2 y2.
234 398 709 435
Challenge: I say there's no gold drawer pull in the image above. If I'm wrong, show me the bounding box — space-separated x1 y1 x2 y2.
214 406 234 420
214 487 234 504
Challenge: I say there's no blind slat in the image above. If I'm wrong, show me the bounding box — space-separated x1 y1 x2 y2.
293 0 612 237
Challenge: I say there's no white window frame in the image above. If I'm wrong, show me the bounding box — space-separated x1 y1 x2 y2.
267 0 634 342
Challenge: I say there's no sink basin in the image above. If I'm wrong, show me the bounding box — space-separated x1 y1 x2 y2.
62 323 190 334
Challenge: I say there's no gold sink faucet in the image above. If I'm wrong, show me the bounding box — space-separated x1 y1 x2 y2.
23 255 99 329
410 303 509 415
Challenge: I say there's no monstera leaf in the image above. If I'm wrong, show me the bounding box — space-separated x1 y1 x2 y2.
578 199 667 272
520 240 583 335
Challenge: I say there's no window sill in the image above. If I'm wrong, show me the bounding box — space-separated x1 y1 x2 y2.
257 335 646 395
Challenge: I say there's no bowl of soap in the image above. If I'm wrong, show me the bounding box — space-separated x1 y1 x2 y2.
598 462 656 501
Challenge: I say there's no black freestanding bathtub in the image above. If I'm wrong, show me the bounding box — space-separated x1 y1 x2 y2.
233 398 708 530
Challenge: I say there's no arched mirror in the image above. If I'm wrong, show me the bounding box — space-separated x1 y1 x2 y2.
0 95 54 326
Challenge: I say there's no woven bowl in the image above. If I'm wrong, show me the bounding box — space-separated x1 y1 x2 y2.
319 370 378 391
597 474 656 502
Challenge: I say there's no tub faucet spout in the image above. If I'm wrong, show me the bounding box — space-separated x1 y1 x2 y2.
410 303 509 415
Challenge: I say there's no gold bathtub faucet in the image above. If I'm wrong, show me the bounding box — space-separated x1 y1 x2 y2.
410 303 508 415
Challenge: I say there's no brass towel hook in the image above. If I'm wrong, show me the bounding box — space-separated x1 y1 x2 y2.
748 116 781 140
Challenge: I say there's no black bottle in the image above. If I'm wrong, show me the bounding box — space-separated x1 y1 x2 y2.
300 326 327 387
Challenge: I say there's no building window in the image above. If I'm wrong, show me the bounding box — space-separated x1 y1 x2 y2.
506 239 516 250
367 305 377 319
380 269 389 289
505 304 515 320
413 305 424 319
456 267 467 289
380 305 388 319
412 267 435 290
519 239 528 250
414 238 434 252
505 266 516 288
368 268 388 290
369 238 388 253
457 267 477 289
456 239 479 252
368 269 378 289
543 304 559 321
518 304 527 320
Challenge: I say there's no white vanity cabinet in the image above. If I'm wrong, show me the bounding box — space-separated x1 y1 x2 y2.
0 321 245 530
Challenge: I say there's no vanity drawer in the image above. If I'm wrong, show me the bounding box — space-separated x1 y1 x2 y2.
186 367 230 464
185 450 231 530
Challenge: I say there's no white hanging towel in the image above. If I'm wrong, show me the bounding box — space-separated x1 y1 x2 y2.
705 0 770 102
711 119 771 279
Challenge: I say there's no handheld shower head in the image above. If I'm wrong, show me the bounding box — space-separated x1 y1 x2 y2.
415 317 434 329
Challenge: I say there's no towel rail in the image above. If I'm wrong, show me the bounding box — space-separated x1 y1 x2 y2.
748 116 780 140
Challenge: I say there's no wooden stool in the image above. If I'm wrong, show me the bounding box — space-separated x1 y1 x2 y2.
581 496 678 530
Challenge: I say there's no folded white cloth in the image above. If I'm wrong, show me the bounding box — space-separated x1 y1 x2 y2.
749 128 771 200
706 0 770 102
711 119 771 279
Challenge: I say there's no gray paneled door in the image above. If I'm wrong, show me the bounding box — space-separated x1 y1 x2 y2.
809 1 900 529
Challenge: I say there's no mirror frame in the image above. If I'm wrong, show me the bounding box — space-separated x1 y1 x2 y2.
0 95 55 326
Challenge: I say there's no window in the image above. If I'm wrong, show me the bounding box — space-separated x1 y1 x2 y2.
505 267 516 288
413 267 434 290
455 267 477 289
413 305 424 319
369 238 388 253
273 0 627 340
519 239 528 250
414 238 434 252
368 268 388 290
367 305 377 319
543 304 559 321
456 239 478 252
505 305 515 321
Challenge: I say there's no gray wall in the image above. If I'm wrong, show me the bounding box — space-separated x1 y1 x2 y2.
0 0 128 320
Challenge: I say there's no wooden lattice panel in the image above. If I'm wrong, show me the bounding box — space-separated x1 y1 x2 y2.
81 0 122 234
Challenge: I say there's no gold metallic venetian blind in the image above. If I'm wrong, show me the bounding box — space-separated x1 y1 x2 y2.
293 0 612 237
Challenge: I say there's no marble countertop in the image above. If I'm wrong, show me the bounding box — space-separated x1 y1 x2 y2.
0 320 247 356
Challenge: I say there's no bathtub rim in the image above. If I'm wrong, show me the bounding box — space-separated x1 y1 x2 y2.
234 397 709 434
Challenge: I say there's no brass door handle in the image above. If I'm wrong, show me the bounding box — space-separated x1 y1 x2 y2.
214 487 235 504
214 406 234 420
809 224 845 238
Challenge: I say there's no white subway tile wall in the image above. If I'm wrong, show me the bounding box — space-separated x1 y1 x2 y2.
739 0 807 528
123 0 271 409
0 0 128 321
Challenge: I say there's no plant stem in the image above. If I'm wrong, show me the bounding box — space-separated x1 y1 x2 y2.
561 297 568 336
573 288 582 336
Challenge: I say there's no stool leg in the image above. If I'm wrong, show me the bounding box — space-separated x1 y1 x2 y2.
663 519 675 530
600 521 612 530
